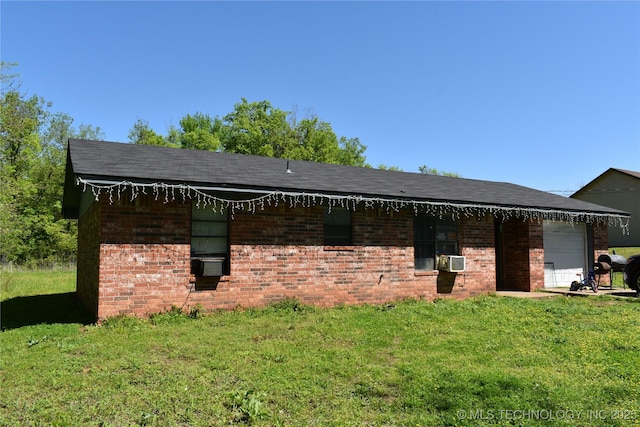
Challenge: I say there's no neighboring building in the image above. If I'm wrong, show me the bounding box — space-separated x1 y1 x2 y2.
571 168 639 247
62 140 629 320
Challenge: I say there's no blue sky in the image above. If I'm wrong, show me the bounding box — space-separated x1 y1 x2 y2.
2 1 639 194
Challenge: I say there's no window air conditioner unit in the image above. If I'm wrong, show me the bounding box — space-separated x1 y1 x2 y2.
437 255 466 273
195 257 226 277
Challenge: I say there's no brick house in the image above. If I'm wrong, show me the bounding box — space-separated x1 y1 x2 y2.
62 139 630 320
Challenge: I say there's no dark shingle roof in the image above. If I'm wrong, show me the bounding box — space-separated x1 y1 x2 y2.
63 139 628 218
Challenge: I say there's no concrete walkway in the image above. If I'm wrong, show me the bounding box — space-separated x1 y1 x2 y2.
541 287 638 298
496 287 639 299
496 290 560 298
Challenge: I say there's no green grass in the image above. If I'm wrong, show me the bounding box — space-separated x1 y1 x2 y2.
1 267 76 298
1 270 640 426
1 268 91 330
609 247 639 260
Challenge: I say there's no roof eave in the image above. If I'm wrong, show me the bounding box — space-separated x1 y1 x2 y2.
71 175 630 221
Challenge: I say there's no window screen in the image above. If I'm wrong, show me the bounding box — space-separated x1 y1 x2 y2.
191 204 228 257
323 207 352 245
414 214 458 270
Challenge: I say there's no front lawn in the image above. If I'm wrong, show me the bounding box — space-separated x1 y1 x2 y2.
1 270 639 426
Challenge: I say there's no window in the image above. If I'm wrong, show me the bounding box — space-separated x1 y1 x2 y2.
414 214 458 270
191 202 229 261
324 207 352 245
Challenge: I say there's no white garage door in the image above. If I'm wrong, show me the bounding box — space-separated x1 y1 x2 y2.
543 221 587 288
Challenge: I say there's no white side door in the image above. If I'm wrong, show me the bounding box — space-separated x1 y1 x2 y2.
543 221 587 288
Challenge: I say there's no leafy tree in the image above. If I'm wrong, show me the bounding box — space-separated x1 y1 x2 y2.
130 114 223 151
289 117 338 163
128 118 172 147
289 117 367 166
42 113 103 164
0 89 48 181
221 99 291 157
169 113 222 151
131 98 368 167
0 63 103 265
31 114 103 263
418 165 461 178
0 63 47 263
377 164 403 171
377 164 460 176
220 99 367 166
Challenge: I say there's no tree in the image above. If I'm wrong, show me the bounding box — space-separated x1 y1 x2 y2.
220 98 367 166
31 114 104 263
377 164 403 171
42 113 103 164
0 89 48 181
128 118 172 147
221 99 291 157
418 165 461 178
289 117 338 163
336 136 367 167
130 114 223 151
0 63 103 265
169 113 222 151
131 98 368 167
0 63 48 263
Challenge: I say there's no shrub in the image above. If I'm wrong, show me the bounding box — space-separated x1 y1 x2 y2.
101 313 145 329
269 297 311 314
226 390 268 424
149 305 189 325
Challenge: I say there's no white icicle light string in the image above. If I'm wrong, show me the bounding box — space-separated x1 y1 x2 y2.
76 177 630 233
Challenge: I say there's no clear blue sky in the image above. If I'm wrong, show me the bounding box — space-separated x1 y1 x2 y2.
2 1 639 194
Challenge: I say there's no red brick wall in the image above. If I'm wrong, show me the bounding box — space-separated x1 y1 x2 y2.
98 243 190 317
500 220 544 291
187 207 501 312
77 194 192 319
191 207 426 309
79 196 603 320
97 195 191 318
457 216 497 296
77 198 101 318
528 222 545 291
593 224 608 253
593 224 611 286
